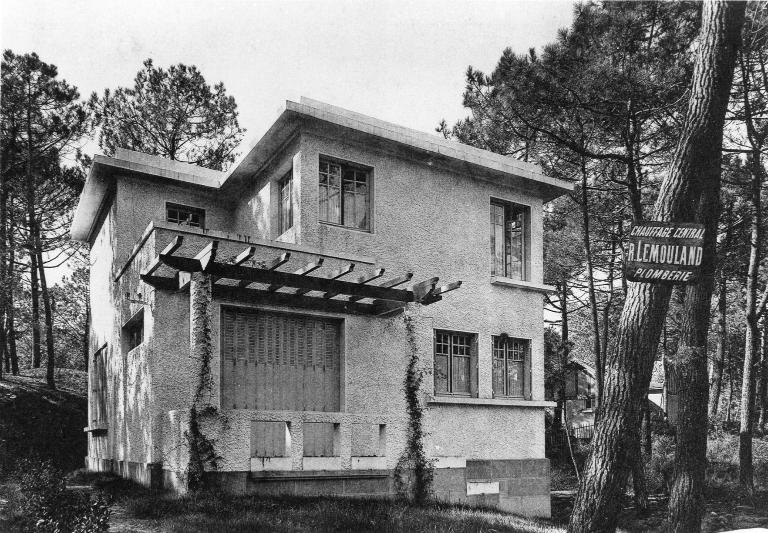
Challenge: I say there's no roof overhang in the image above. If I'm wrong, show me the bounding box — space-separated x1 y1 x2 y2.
70 149 224 242
220 97 573 201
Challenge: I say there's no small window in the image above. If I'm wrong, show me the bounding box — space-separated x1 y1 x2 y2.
319 158 370 230
91 345 108 426
123 310 144 352
279 172 293 234
166 203 205 229
492 336 528 398
434 330 476 396
490 200 527 280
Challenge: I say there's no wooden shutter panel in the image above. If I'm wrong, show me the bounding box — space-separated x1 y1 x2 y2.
469 335 479 398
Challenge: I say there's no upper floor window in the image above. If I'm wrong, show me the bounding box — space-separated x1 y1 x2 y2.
492 336 528 398
319 158 370 231
167 202 205 229
434 330 476 396
279 172 293 234
490 200 527 280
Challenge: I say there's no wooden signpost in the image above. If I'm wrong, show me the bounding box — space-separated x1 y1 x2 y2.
625 221 705 283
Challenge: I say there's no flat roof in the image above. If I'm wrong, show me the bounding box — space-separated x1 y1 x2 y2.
221 97 573 200
70 149 224 241
71 99 573 242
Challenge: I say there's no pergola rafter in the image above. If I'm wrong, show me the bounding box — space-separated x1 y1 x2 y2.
140 237 462 316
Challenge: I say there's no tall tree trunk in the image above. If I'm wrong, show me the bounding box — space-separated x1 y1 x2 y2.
726 343 734 424
667 179 720 532
554 279 569 436
567 3 745 532
37 245 55 389
25 88 42 371
579 157 603 409
28 219 41 368
709 268 728 419
7 220 18 376
739 151 762 490
758 322 768 432
0 165 7 382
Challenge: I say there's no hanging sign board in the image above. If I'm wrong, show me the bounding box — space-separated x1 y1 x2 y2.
625 222 705 283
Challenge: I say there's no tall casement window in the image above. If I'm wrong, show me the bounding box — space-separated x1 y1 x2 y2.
434 330 477 396
279 171 293 234
167 202 205 229
492 336 528 398
91 345 108 426
490 200 526 280
319 158 370 230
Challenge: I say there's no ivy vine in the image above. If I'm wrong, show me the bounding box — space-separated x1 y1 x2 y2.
394 313 434 504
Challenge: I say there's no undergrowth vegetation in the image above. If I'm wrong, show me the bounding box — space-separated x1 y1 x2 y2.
4 460 109 533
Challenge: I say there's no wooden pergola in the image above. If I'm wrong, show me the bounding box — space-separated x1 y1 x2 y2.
140 236 461 316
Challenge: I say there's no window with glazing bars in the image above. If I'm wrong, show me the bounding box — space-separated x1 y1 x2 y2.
490 201 526 280
492 336 527 397
279 172 293 234
91 345 108 425
166 203 205 228
434 331 473 395
319 158 370 230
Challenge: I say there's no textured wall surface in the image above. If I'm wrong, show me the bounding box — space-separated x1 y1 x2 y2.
85 120 555 516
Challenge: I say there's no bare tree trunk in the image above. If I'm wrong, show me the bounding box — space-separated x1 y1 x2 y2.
37 244 55 389
28 220 41 369
726 344 734 424
567 3 745 531
738 48 766 491
579 157 603 409
709 269 728 419
758 322 767 432
554 279 569 436
667 183 720 532
25 93 42 370
7 220 18 376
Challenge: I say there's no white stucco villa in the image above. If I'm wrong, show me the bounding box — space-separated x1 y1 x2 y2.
70 97 572 517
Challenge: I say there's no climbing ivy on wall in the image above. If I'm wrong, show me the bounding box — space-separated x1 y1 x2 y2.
394 313 434 504
185 272 222 491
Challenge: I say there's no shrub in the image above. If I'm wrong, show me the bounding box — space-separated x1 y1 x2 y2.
13 460 110 532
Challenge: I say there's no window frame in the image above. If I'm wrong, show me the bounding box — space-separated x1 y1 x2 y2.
492 335 529 399
91 344 108 426
433 329 477 397
318 156 372 232
123 309 144 353
278 171 294 235
490 199 529 281
166 202 206 229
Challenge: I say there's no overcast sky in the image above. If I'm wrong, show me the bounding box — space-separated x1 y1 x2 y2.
2 0 574 155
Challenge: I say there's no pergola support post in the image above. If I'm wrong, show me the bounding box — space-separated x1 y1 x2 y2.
189 271 214 407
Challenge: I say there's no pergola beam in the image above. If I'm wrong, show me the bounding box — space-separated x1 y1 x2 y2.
240 252 290 288
267 257 324 292
213 284 402 316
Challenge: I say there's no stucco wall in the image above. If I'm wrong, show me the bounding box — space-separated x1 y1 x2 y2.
87 122 553 484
